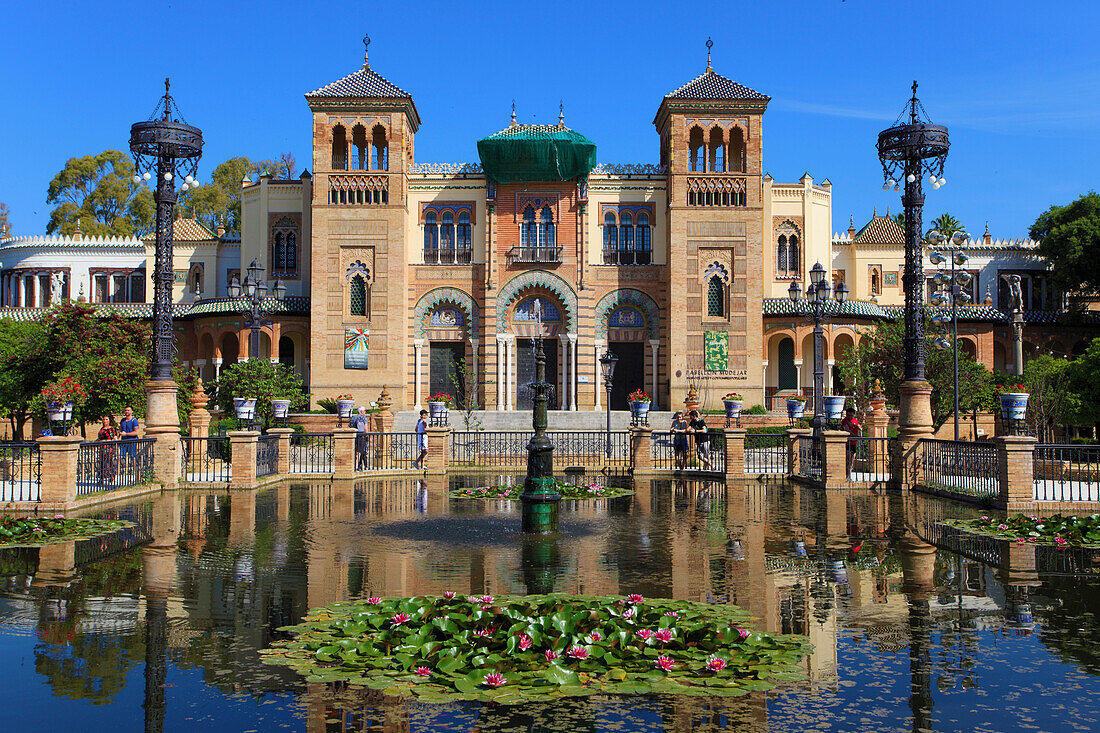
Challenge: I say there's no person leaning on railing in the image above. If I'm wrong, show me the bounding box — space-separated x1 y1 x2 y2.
688 410 713 471
840 407 861 474
118 405 139 469
96 415 119 484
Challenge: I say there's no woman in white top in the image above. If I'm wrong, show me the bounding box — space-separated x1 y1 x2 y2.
413 409 428 470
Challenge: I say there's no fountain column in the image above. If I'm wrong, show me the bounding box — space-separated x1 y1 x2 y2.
520 327 560 533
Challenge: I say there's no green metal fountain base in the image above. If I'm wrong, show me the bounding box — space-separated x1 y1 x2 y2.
520 476 561 534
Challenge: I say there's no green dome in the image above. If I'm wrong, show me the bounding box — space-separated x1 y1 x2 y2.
476 124 597 184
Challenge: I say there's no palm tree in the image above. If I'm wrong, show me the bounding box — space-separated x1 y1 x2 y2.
928 213 963 240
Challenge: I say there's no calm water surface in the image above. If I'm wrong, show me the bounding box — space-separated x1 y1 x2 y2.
1 477 1099 732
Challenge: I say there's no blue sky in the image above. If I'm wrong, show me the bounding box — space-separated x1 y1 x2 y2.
1 0 1097 238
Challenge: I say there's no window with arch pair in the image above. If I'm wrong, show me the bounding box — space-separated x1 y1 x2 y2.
602 210 652 265
331 123 387 171
271 217 299 277
775 233 800 278
423 210 473 264
519 206 556 259
688 126 746 173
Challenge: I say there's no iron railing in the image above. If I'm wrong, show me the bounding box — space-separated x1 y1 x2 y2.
256 435 280 478
920 439 999 497
651 430 724 472
423 247 473 265
180 437 231 483
291 433 334 473
1033 444 1100 502
357 432 418 471
77 438 154 495
0 442 41 502
506 246 563 264
450 431 630 469
744 433 787 474
797 435 822 481
848 436 892 482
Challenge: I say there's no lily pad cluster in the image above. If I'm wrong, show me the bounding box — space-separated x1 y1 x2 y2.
261 594 811 704
0 515 132 547
450 480 633 501
946 513 1100 547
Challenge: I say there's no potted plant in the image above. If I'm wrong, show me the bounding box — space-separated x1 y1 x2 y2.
786 396 806 420
997 384 1029 421
722 392 744 421
334 394 355 422
233 396 257 421
427 393 453 421
628 389 651 422
824 394 847 421
271 399 292 421
41 377 86 435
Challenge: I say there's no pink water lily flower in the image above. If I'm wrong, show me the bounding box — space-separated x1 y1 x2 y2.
663 611 679 617
483 672 507 687
480 595 495 604
443 591 456 599
472 627 496 637
390 612 411 626
655 656 675 671
622 607 635 620
517 634 532 650
53 514 65 519
706 656 727 672
626 594 644 604
544 649 559 662
636 629 655 640
738 628 751 640
654 629 673 643
1015 538 1026 544
366 597 382 605
415 666 432 677
998 524 1009 530
568 645 589 660
588 631 602 643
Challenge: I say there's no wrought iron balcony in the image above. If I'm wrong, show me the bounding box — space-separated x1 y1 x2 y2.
423 248 473 265
507 246 562 265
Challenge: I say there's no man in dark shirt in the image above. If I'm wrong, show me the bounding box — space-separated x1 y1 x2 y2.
118 405 139 465
688 410 712 471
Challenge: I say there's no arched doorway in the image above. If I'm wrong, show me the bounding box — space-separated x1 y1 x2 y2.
777 338 796 390
513 296 560 410
279 335 295 369
427 306 468 405
220 333 239 369
832 333 856 395
605 306 647 410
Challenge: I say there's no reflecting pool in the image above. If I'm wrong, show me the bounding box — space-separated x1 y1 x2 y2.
2 477 1100 732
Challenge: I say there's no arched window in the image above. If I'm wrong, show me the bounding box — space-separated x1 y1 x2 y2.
636 212 651 264
620 211 634 263
729 126 745 173
371 125 388 170
776 234 788 274
350 274 367 317
708 127 725 172
440 211 455 262
352 124 368 170
331 125 347 170
271 216 300 277
603 211 618 263
187 264 204 296
707 275 725 317
423 211 438 262
521 206 537 249
788 235 800 273
689 127 705 172
456 211 472 263
870 268 882 295
539 207 555 250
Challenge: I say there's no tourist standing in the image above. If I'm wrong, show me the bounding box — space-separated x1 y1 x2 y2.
671 411 690 471
118 406 139 469
349 406 370 470
96 415 118 484
840 407 861 475
688 409 712 471
413 409 429 470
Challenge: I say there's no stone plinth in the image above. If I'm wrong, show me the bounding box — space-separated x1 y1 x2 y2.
723 428 746 476
821 430 850 489
997 435 1037 510
227 431 260 490
424 427 450 474
37 436 83 509
268 428 294 474
333 428 357 479
892 380 934 487
145 380 181 487
630 427 653 471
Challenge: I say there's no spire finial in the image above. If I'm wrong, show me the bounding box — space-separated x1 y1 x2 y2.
706 37 713 71
162 77 171 120
558 101 564 127
985 220 989 234
873 205 877 217
909 80 919 124
849 215 854 226
886 205 890 217
510 99 517 127
363 34 371 66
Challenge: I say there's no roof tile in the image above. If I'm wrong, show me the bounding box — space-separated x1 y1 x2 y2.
665 69 769 101
306 65 410 99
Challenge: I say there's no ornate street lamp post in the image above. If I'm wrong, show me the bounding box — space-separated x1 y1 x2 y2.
929 230 972 441
227 259 287 361
599 351 618 458
788 263 847 438
520 331 560 533
877 82 949 469
129 79 203 480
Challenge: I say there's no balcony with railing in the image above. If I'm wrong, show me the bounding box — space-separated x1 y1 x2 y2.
507 246 562 265
423 246 473 265
328 173 389 205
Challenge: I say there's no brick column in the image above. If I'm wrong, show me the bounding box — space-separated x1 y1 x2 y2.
424 427 450 474
146 380 181 487
892 380 934 488
786 428 811 478
723 428 746 477
333 428 357 479
821 430 850 489
228 431 259 490
37 436 82 510
867 380 890 470
268 428 294 474
630 427 653 472
997 435 1037 509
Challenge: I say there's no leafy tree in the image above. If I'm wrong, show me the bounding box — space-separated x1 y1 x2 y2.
928 213 964 239
46 150 153 237
1063 337 1100 428
177 156 254 234
836 317 996 428
209 359 308 430
0 202 10 236
892 211 905 230
449 358 482 430
1021 354 1079 442
0 320 50 439
255 152 297 179
1032 192 1100 296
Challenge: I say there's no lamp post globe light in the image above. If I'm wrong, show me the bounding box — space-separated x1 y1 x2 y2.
929 230 971 441
129 79 203 476
599 350 618 458
788 262 847 437
877 82 949 462
228 259 287 361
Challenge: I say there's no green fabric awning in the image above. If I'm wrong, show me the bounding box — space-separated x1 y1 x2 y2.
476 124 597 183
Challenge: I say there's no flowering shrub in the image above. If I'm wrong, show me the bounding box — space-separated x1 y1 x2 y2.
723 392 744 401
41 377 87 406
261 594 811 704
334 394 353 402
995 384 1028 395
947 513 1100 547
627 389 651 403
449 480 633 501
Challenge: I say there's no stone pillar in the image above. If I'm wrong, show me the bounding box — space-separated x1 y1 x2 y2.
227 431 259 490
594 339 605 410
145 379 181 487
413 339 425 409
505 336 515 411
558 334 570 411
37 436 82 510
424 426 450 474
333 428 357 479
469 338 480 407
268 427 294 474
630 426 653 472
787 428 811 477
212 357 222 378
569 334 578 411
821 430 850 489
867 380 890 466
892 380 934 488
723 427 746 477
648 339 660 410
997 435 1037 510
189 384 212 438
495 336 506 411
